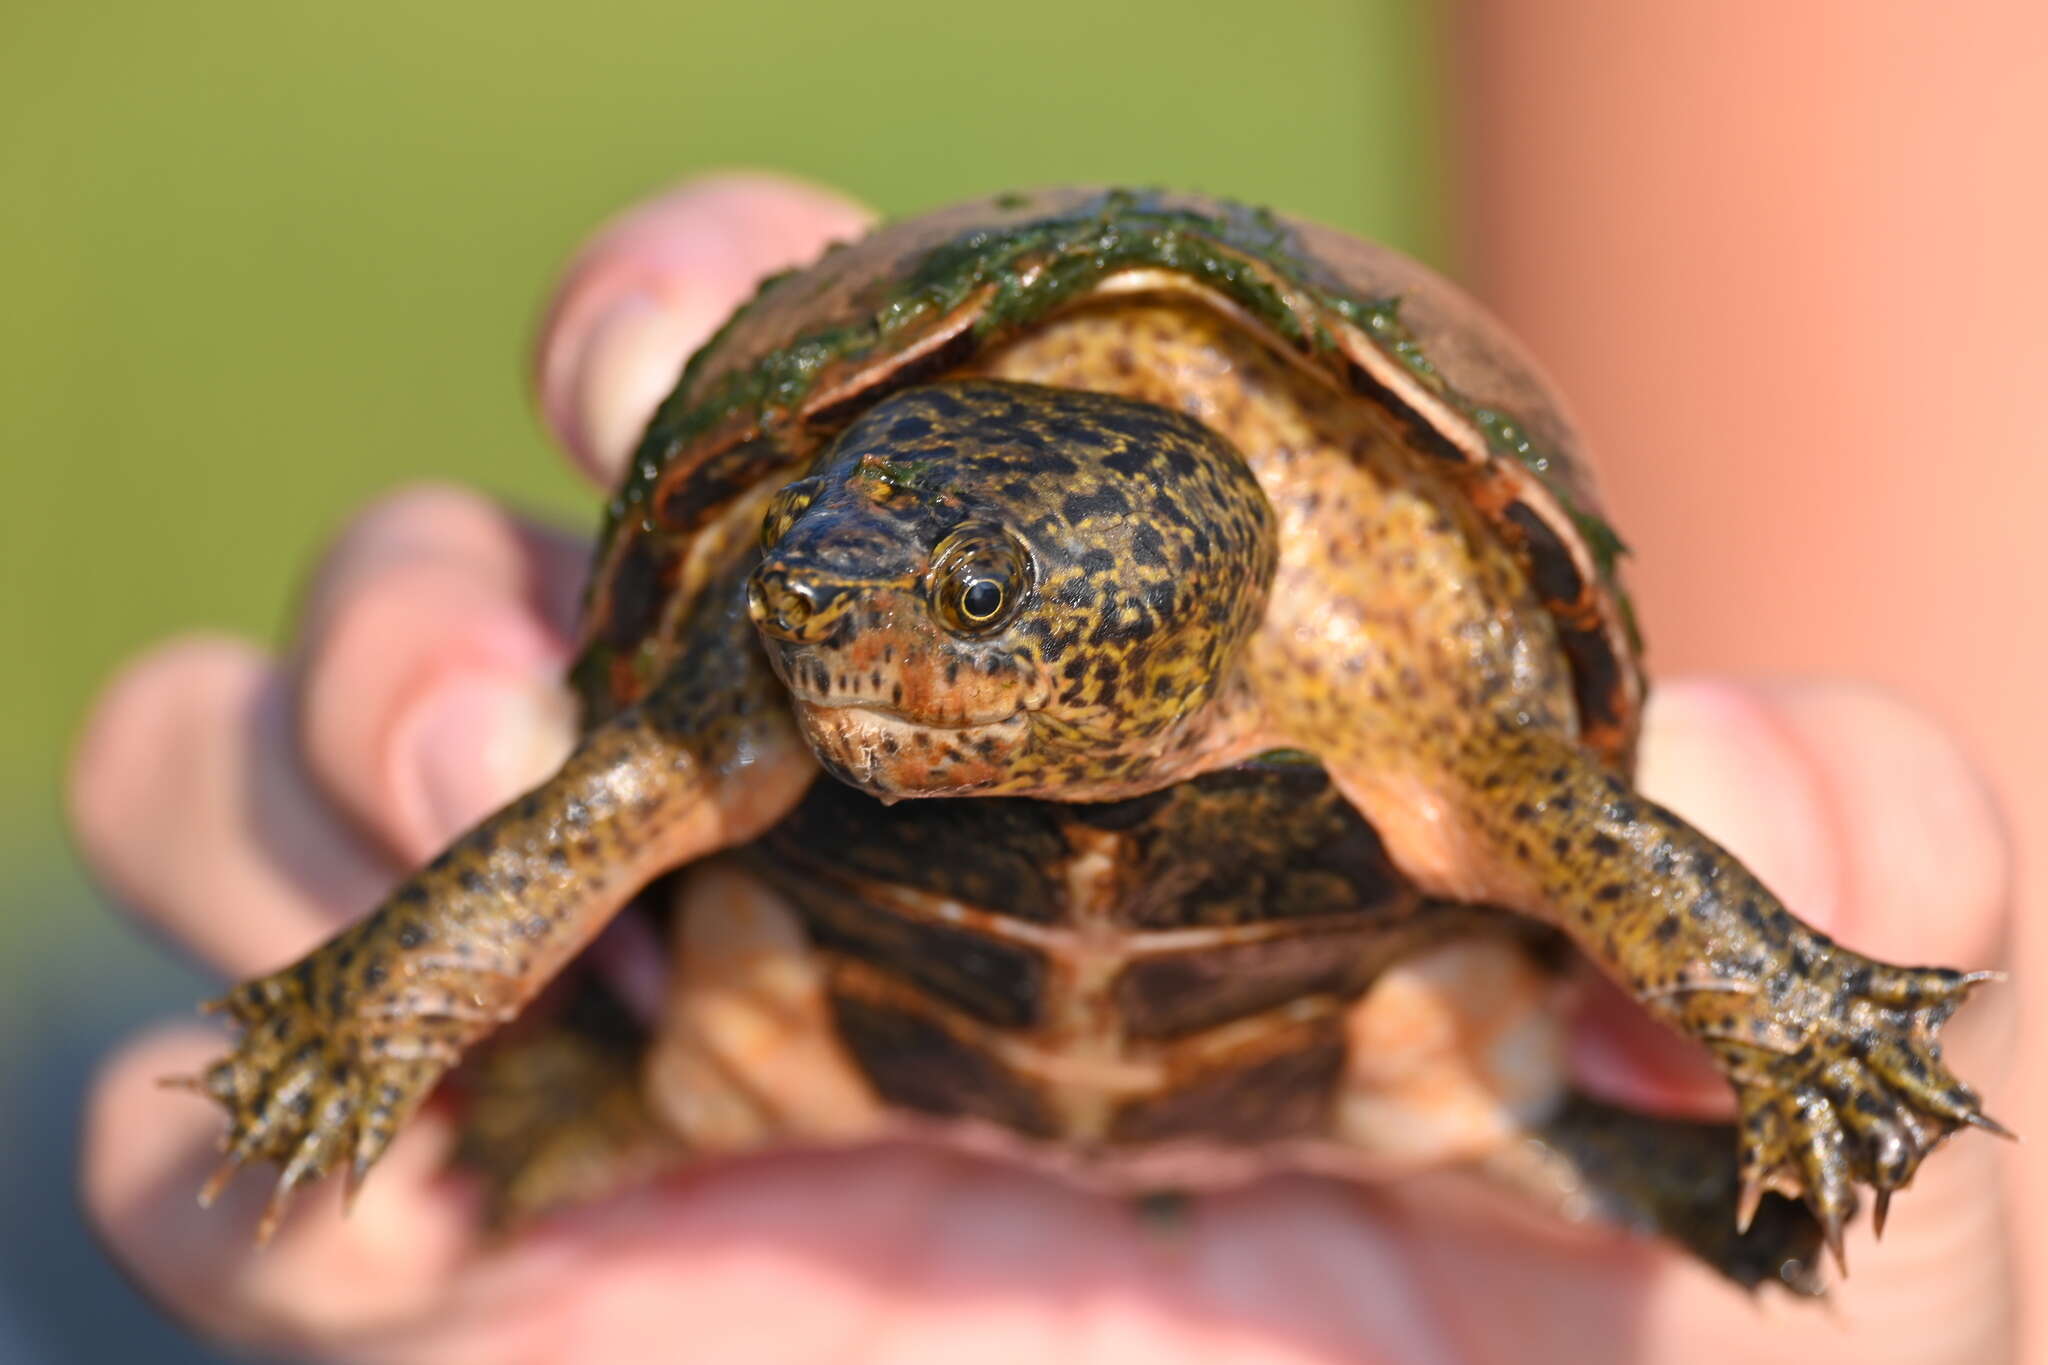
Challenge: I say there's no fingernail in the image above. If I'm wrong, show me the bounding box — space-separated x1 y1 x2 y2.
405 672 578 849
568 290 724 480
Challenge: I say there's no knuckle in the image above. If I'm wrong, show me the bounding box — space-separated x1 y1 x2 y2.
296 566 552 779
300 483 530 635
69 636 266 871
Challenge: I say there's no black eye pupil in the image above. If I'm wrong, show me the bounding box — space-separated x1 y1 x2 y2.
962 578 1004 620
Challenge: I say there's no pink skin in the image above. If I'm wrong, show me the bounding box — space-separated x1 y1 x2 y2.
69 175 2017 1364
1449 10 2045 1335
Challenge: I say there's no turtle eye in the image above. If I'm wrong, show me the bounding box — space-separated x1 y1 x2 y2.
928 524 1029 636
961 578 1005 622
760 479 822 550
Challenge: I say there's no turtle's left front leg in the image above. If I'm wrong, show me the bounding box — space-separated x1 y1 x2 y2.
1334 722 2002 1260
186 562 819 1235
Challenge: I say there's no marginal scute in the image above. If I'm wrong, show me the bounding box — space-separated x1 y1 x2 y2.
598 535 670 652
1502 500 1586 607
653 436 793 533
1557 624 1626 744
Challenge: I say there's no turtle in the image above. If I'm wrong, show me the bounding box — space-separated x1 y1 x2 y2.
184 187 2003 1293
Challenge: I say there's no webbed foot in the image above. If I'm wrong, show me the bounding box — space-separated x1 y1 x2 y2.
173 961 472 1241
1714 960 2007 1267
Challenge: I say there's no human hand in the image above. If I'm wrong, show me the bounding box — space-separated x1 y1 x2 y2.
70 175 2018 1364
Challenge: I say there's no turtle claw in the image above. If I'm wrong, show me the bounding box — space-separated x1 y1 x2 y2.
1716 955 2001 1269
255 1179 300 1247
197 1155 241 1210
1816 1200 1849 1277
1965 1110 2017 1142
183 962 456 1239
1734 1172 1765 1235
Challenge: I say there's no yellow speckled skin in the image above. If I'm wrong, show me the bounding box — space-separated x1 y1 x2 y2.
192 555 817 1232
986 306 2000 1250
750 379 1275 797
188 190 1996 1274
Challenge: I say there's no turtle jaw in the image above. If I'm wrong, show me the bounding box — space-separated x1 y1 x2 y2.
792 699 1034 798
758 625 1050 796
769 611 1050 795
756 623 1047 729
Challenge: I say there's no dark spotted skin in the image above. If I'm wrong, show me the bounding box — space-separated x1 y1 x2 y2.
457 761 1828 1291
189 550 819 1235
597 188 1640 763
744 371 1999 1263
748 379 1276 798
1432 720 1996 1253
185 191 1998 1286
1501 1094 1828 1295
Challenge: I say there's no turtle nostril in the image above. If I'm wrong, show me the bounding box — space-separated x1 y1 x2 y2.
747 568 818 639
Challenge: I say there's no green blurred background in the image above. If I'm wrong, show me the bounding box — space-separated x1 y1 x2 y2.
0 2 1443 1358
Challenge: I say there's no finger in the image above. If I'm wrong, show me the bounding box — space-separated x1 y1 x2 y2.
81 1025 476 1358
1751 680 2018 1114
1571 678 2013 1113
296 482 589 645
532 173 875 487
1643 1134 2014 1364
1750 681 2009 969
391 1150 1459 1365
68 637 392 976
292 484 582 866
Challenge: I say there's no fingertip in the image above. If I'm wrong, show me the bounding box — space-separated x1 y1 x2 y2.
82 1026 232 1246
1643 678 2008 967
393 667 578 852
70 634 264 834
1636 679 1844 930
69 636 268 898
296 482 558 638
292 485 579 862
1757 682 2009 968
532 172 875 487
82 1024 282 1340
85 1024 477 1351
1598 678 2011 1114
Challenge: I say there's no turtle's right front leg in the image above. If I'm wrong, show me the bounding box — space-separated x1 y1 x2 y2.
188 581 817 1235
1350 723 2004 1263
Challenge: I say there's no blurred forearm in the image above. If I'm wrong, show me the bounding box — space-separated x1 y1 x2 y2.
1447 0 2045 1340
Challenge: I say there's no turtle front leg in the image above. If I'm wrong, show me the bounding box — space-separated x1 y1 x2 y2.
186 581 818 1236
1327 724 2002 1262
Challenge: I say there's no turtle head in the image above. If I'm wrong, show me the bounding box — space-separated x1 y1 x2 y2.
747 379 1275 799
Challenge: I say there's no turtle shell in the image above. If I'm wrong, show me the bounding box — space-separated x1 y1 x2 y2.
574 187 1643 765
740 753 1522 1146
